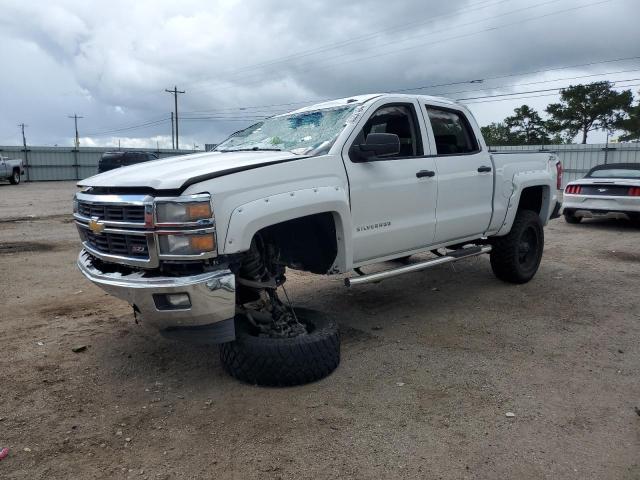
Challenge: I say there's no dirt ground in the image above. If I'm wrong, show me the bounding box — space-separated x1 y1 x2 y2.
0 181 639 479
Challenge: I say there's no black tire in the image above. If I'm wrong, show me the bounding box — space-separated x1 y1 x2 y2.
9 170 20 185
219 308 340 386
490 209 544 284
564 210 581 224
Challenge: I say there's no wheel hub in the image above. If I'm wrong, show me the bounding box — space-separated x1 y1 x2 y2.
518 227 538 267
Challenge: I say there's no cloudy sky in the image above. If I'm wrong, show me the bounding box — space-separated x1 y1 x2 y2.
1 0 639 148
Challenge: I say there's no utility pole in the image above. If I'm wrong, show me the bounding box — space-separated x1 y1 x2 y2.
67 114 84 149
170 112 175 149
18 123 29 181
68 114 83 180
19 123 27 148
165 86 184 149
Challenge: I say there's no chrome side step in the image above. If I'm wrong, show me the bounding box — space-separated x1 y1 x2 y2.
345 245 492 287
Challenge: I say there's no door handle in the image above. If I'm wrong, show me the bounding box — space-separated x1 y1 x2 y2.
477 166 492 173
416 170 435 178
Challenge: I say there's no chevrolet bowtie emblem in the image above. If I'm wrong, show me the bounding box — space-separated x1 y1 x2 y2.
88 217 105 234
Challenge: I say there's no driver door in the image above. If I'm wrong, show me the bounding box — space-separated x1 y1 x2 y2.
341 99 438 264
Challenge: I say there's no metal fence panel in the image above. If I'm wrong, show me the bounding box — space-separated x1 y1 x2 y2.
3 144 640 187
489 144 640 187
0 146 197 181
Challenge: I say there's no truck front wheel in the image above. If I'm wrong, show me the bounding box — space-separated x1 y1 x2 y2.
219 308 340 386
9 169 20 185
490 209 544 284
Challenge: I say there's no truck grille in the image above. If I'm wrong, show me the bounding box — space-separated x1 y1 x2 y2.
79 228 149 258
77 201 145 223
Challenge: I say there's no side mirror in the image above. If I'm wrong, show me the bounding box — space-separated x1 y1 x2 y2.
351 133 400 162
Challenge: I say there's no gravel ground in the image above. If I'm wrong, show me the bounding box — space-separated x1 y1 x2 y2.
1 181 639 480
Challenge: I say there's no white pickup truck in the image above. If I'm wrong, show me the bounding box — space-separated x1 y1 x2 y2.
74 94 562 386
0 155 25 185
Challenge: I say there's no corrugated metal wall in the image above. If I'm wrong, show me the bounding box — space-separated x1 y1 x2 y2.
489 143 640 187
0 146 197 181
3 144 640 187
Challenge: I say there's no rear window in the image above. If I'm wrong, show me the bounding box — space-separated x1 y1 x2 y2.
588 168 640 179
101 152 125 160
426 106 479 155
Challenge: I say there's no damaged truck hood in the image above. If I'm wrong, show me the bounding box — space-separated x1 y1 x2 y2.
78 151 303 190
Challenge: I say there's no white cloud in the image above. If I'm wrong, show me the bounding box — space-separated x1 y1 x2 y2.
1 0 639 146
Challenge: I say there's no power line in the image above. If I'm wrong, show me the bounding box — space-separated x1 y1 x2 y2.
84 76 640 136
84 114 168 135
165 86 185 149
390 60 640 94
188 0 592 94
181 60 640 116
184 0 509 90
283 0 611 87
189 0 566 91
456 77 640 101
419 68 640 98
85 118 170 137
461 81 640 104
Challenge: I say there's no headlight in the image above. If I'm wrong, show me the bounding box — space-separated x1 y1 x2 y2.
155 195 212 224
158 233 216 256
72 194 78 213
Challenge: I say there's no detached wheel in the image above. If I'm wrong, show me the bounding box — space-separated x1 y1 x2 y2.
490 209 544 284
220 308 340 386
564 210 581 224
9 170 20 185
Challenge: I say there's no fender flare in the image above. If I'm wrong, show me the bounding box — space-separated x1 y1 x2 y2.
222 186 352 272
496 172 552 236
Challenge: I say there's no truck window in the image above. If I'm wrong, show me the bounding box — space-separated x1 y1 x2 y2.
426 107 479 155
354 104 423 159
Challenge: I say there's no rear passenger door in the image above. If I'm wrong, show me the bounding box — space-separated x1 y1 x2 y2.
422 104 493 243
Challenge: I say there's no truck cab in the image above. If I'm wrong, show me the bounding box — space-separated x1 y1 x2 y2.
0 155 25 185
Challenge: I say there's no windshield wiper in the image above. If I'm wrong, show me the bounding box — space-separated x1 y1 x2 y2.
218 147 282 152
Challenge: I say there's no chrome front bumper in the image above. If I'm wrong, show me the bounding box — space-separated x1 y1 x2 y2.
77 250 236 333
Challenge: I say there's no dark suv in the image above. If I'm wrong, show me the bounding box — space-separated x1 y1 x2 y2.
98 151 159 173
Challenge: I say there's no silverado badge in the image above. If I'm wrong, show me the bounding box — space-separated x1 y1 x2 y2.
88 217 105 234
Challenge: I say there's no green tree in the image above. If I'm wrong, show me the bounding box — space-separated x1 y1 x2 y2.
546 81 632 144
505 105 549 144
480 122 516 146
616 92 640 141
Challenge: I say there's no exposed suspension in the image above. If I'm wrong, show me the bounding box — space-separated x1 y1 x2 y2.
237 235 306 338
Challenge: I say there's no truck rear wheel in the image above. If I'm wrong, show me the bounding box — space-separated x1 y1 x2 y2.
490 209 544 284
219 308 340 386
9 169 20 185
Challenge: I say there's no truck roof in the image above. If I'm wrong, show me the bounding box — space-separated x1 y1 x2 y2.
287 93 459 115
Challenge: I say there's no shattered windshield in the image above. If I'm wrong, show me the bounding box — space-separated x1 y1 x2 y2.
215 105 357 156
